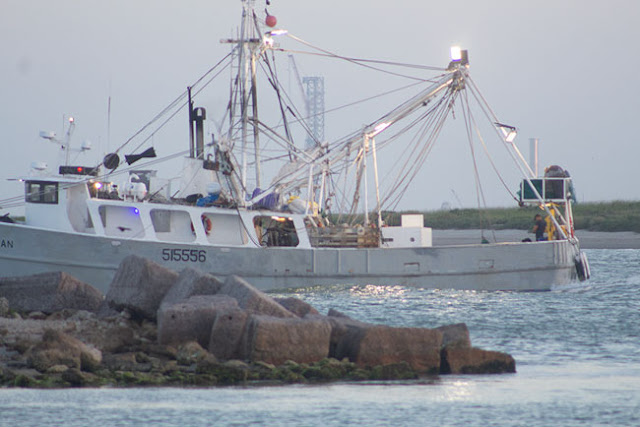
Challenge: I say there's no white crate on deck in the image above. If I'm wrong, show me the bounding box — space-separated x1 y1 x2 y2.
382 214 432 248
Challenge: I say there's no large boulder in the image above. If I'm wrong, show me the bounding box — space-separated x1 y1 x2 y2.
26 329 102 373
106 255 179 321
157 295 238 349
208 309 250 361
273 297 319 317
219 276 294 318
335 324 443 374
242 315 331 365
160 268 223 308
327 308 351 318
440 347 516 374
326 310 371 359
0 272 104 314
436 323 471 348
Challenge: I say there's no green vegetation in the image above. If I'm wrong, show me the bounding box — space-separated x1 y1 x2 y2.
379 201 640 233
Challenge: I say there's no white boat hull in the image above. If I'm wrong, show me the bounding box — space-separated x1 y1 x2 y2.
0 222 580 293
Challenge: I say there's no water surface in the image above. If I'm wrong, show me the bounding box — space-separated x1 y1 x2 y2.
1 249 639 426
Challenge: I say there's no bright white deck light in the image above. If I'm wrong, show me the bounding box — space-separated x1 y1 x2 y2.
269 29 288 36
450 46 462 61
505 130 517 143
372 122 390 135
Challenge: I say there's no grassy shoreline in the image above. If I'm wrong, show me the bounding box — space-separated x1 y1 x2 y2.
380 201 640 233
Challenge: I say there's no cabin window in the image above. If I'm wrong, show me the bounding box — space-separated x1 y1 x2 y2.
204 213 248 245
253 215 299 247
150 209 196 243
25 181 58 204
98 205 145 238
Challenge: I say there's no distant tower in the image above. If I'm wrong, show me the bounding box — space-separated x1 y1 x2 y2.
302 76 325 149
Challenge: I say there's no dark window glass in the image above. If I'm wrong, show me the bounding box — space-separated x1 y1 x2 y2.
25 181 59 204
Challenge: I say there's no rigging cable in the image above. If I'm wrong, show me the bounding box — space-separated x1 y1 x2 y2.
460 87 497 243
381 89 456 211
278 48 448 72
108 52 233 160
283 33 446 80
465 75 535 178
465 93 521 204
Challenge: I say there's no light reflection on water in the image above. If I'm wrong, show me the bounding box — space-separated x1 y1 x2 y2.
2 363 639 427
1 249 639 426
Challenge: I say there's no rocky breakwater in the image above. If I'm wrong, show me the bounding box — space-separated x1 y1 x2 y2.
0 256 515 388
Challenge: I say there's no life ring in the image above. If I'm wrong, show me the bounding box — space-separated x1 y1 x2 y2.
191 215 212 236
202 215 212 235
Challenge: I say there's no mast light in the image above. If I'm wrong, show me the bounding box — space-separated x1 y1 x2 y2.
496 123 518 143
450 46 462 61
369 122 390 137
268 29 288 36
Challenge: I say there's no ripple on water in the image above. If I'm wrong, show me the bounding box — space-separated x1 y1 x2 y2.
271 249 640 366
2 249 639 427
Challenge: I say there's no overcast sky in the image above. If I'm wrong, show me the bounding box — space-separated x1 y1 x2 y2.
1 0 639 213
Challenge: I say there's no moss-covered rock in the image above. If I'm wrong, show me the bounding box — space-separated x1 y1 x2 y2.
369 362 418 381
196 359 249 384
176 341 210 366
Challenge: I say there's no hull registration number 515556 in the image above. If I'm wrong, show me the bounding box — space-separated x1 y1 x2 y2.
161 248 206 263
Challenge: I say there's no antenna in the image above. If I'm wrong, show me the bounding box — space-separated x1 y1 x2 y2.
39 115 90 167
107 78 112 151
107 95 111 151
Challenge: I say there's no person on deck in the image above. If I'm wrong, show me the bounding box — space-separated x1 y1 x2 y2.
533 214 547 241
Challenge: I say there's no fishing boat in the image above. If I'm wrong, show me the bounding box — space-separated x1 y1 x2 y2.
0 0 589 293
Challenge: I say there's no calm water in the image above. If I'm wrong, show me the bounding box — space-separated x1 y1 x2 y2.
1 249 639 426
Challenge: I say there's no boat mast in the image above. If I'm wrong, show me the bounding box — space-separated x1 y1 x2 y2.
239 0 262 190
64 116 75 166
239 2 250 190
221 0 264 201
251 47 261 188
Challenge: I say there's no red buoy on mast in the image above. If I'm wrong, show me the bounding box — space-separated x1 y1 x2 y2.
266 14 277 27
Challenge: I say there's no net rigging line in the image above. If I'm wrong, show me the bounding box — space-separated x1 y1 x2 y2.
277 48 448 73
240 77 446 202
282 32 446 80
107 51 234 163
464 87 520 204
465 75 535 178
259 54 436 160
459 86 497 242
381 90 457 211
266 49 319 148
250 58 443 189
256 52 316 152
303 86 450 216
